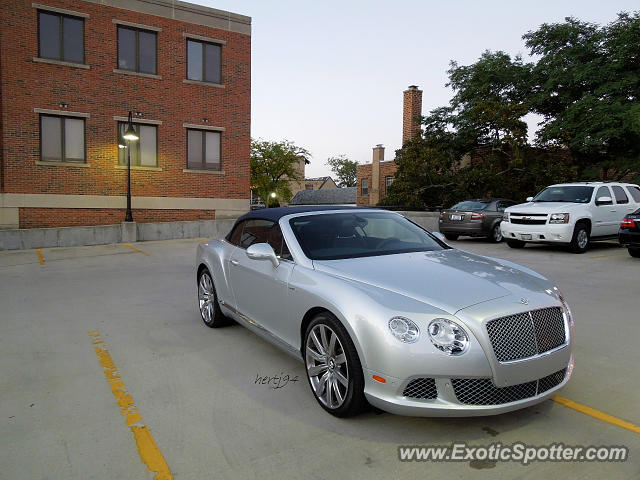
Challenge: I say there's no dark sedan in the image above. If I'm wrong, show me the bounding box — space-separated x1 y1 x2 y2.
619 209 640 257
439 199 516 243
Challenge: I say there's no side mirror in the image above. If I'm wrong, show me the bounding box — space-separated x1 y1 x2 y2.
433 231 447 242
246 243 279 267
595 196 612 206
526 197 533 202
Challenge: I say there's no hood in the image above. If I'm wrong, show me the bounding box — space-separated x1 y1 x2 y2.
506 202 585 213
313 249 551 315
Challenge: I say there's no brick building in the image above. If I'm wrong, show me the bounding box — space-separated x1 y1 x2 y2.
357 85 422 206
286 157 337 204
0 0 251 229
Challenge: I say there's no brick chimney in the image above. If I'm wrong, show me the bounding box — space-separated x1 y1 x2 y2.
402 85 423 145
370 144 384 205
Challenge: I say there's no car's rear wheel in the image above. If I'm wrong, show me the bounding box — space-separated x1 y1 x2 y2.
507 239 526 248
198 268 225 328
489 223 503 243
303 313 367 417
628 247 640 258
569 222 589 254
444 233 459 241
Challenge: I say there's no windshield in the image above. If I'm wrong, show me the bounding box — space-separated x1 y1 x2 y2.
532 186 594 203
289 211 447 260
450 200 491 211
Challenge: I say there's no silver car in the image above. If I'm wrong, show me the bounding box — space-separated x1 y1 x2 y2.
196 207 574 417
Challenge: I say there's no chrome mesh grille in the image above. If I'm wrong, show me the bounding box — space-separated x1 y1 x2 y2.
452 368 566 405
402 378 437 399
486 312 537 362
538 368 567 394
486 307 565 362
531 308 566 353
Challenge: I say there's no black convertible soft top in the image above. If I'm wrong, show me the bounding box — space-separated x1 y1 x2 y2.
236 205 373 223
226 206 375 240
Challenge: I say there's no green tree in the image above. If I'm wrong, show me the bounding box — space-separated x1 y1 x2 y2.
326 155 358 187
523 13 640 180
383 12 639 208
251 139 310 207
383 51 537 209
447 51 532 151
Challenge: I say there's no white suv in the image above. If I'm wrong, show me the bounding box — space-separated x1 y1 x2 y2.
501 182 640 253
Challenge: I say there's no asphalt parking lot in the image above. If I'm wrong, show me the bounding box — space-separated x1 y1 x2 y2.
1 236 639 479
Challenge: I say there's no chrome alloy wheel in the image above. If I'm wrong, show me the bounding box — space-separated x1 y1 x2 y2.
493 224 503 242
576 229 588 249
198 272 216 324
306 324 349 409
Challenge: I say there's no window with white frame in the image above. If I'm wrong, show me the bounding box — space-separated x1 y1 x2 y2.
385 176 394 188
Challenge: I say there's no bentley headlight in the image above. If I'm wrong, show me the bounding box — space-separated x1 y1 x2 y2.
428 318 469 355
388 317 420 343
503 211 510 222
556 289 573 326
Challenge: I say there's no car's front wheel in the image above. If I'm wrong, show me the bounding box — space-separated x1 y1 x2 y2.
489 223 503 243
569 222 589 254
628 247 640 258
198 268 225 328
303 313 367 417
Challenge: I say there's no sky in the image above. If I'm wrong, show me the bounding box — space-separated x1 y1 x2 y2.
196 0 638 178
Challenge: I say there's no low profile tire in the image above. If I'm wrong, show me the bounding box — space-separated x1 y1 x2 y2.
569 222 589 254
197 268 226 328
444 233 459 241
507 239 526 248
628 247 640 258
303 313 368 417
489 223 503 243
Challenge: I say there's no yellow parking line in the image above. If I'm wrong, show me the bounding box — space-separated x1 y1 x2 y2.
88 331 173 480
36 249 45 265
553 396 640 435
590 253 625 259
123 243 149 256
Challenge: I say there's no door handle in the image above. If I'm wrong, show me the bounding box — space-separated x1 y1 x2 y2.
230 259 239 266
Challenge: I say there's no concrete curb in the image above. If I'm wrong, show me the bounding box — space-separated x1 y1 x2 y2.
0 212 439 251
0 218 239 250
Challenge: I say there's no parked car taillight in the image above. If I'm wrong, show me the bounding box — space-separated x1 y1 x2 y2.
471 213 484 221
621 217 635 228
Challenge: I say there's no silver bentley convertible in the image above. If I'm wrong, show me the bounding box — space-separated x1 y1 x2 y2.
196 207 574 417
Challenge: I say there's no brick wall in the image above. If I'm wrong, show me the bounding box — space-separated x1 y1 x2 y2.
19 207 215 228
356 161 398 206
0 0 250 227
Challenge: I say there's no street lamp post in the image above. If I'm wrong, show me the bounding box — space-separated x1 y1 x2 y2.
122 111 139 222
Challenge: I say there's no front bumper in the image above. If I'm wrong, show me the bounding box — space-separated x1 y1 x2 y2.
501 221 574 243
619 230 640 247
363 354 573 417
